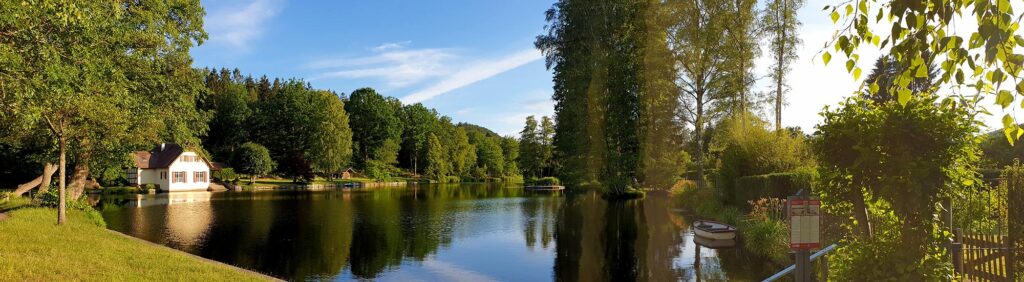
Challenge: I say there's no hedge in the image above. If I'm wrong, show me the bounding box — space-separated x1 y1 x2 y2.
730 170 816 209
527 177 561 186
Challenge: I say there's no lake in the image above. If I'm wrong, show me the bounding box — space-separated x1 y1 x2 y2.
94 184 779 281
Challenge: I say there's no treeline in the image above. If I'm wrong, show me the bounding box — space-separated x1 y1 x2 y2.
534 0 802 194
199 68 521 183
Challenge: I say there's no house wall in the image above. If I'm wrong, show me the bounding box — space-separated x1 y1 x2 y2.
138 168 169 190
165 152 210 191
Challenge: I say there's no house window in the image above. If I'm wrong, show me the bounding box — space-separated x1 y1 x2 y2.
193 171 207 183
172 171 187 183
127 169 138 185
160 171 167 180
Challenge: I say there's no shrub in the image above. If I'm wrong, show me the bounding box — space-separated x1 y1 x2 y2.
39 188 105 227
212 168 238 182
527 177 561 186
141 184 157 191
742 218 788 261
731 169 816 208
715 113 815 191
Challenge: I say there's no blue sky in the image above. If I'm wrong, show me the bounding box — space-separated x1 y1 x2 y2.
192 0 1007 136
193 0 555 136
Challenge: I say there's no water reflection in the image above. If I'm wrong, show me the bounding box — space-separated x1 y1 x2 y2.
95 185 778 281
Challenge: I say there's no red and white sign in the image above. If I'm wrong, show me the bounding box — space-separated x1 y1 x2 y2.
788 197 821 250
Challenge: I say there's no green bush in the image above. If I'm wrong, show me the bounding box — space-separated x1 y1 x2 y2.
141 184 157 191
731 169 816 208
527 177 561 186
212 168 238 182
714 113 815 200
39 189 105 227
742 219 788 261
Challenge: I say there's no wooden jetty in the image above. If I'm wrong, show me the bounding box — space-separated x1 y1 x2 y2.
524 185 565 191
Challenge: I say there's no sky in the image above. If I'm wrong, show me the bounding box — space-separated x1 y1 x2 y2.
192 0 1006 136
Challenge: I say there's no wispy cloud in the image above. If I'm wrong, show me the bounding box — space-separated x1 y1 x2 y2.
401 48 543 104
204 0 280 50
308 46 455 88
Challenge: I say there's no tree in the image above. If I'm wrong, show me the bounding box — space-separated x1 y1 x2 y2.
468 131 505 177
345 88 403 169
825 0 1024 143
537 0 679 193
669 0 736 189
539 116 556 176
0 1 207 224
814 95 980 280
236 142 276 184
423 133 448 181
761 0 803 131
307 90 353 180
204 82 253 159
500 137 521 179
448 127 477 178
861 55 937 104
399 104 440 175
519 116 542 177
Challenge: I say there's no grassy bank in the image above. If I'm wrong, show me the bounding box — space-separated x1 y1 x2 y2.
0 205 273 281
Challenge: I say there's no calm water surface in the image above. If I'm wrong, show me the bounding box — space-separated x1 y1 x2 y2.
94 184 778 281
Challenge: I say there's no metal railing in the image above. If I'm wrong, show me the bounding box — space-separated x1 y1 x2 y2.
762 244 839 282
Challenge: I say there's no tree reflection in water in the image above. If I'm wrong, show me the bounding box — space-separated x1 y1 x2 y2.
95 185 778 281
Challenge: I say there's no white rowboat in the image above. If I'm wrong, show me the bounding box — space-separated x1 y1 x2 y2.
692 220 737 240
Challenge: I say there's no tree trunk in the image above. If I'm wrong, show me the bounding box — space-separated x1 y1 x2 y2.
694 102 705 189
774 0 786 132
11 163 58 197
850 186 872 238
67 162 89 201
58 134 66 225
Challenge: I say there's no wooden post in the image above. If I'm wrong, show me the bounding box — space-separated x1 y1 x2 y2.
819 253 829 282
952 228 963 275
1009 193 1017 281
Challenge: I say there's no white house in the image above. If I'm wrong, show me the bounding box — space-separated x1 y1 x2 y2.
127 143 211 192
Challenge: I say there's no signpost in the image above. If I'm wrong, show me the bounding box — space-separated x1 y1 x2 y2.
789 195 821 282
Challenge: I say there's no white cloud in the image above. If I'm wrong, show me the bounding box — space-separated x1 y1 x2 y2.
204 0 280 50
401 48 543 104
308 47 455 88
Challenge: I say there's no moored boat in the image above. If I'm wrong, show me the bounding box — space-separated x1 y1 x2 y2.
692 220 737 240
692 235 737 249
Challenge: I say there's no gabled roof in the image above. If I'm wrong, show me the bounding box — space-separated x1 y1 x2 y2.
133 143 185 169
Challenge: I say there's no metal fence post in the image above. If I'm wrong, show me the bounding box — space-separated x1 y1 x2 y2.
795 249 810 282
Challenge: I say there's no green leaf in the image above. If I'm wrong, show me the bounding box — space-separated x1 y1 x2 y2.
869 81 879 94
845 4 853 16
854 67 862 80
846 59 855 73
831 11 840 23
997 90 1014 108
823 52 832 65
915 65 929 78
897 88 911 105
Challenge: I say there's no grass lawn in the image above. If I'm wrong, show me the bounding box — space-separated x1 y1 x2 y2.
0 206 274 281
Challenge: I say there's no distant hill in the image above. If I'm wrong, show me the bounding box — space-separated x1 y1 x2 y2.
457 123 501 138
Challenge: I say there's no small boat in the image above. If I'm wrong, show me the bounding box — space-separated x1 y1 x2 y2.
693 235 737 249
692 220 737 240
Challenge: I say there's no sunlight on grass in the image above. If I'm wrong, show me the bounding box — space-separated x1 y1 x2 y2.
0 207 273 281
